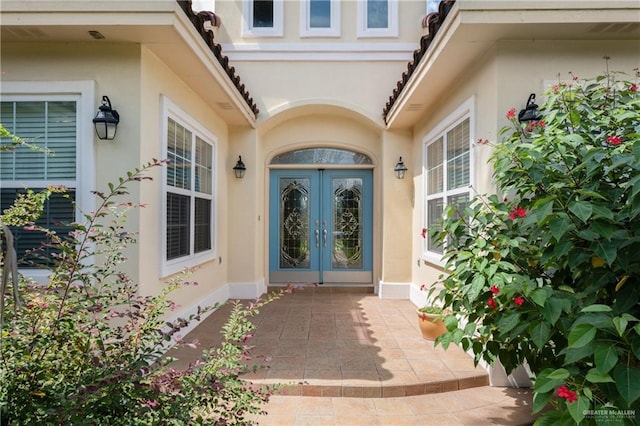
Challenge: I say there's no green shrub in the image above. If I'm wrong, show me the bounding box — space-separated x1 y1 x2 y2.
0 154 280 424
432 66 640 424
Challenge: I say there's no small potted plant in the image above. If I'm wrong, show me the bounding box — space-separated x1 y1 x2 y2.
417 284 447 340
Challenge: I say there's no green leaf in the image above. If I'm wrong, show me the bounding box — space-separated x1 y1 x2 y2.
534 370 568 393
530 321 551 349
593 240 617 265
542 298 569 325
613 316 628 336
532 390 553 414
547 368 570 380
531 288 548 307
612 365 640 405
569 200 593 223
549 216 573 243
465 274 485 303
534 198 554 225
568 323 597 348
497 312 520 335
586 368 614 383
594 344 619 374
633 139 640 162
567 395 590 425
581 304 612 313
591 204 614 220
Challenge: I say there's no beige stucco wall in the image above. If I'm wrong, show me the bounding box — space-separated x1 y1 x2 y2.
214 0 426 44
1 41 144 282
410 38 640 295
138 47 231 309
227 60 408 127
1 41 234 314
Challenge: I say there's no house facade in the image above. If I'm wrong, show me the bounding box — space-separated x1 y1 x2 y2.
1 0 639 339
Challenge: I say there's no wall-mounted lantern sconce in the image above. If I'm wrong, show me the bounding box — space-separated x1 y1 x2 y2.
233 155 246 179
394 156 408 179
518 93 542 123
92 96 120 140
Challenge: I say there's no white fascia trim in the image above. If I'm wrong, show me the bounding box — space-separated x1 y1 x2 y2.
384 2 458 125
300 0 341 38
220 42 417 61
159 96 218 279
357 0 399 38
172 7 257 126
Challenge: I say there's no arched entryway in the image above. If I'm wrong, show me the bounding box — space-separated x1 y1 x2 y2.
268 148 373 285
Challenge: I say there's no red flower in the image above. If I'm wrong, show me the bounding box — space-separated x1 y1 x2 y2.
509 206 527 220
487 297 497 310
556 385 577 403
421 228 427 238
513 296 525 306
506 108 516 119
490 285 500 295
607 135 622 146
420 284 426 291
630 83 638 92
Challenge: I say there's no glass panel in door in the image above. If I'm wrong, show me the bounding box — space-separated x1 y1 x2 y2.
269 170 320 283
269 169 372 284
322 170 372 283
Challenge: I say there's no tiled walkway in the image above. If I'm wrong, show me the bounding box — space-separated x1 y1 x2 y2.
168 286 535 425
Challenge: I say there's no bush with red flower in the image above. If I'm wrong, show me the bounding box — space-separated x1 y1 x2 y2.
431 65 640 424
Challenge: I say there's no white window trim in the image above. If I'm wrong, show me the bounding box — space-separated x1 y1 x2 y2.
422 96 475 267
300 0 341 38
160 96 217 278
357 0 398 38
242 0 284 38
1 80 96 282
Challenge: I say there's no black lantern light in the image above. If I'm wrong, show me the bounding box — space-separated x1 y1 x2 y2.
92 96 120 140
394 156 408 179
233 155 246 179
518 93 542 123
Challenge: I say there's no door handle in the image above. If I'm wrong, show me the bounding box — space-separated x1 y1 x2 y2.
315 229 320 248
323 229 327 247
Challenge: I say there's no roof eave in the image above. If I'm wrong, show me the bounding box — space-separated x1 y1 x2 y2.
384 1 640 129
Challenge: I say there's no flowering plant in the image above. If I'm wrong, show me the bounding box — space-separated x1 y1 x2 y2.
431 65 640 424
0 151 281 424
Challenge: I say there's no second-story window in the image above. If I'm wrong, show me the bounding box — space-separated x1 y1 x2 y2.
301 0 340 37
357 0 397 37
243 0 283 37
253 0 273 27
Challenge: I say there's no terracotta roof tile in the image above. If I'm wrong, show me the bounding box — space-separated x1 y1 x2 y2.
382 0 455 124
176 0 259 117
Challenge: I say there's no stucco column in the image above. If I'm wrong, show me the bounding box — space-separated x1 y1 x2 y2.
379 129 413 299
227 127 265 298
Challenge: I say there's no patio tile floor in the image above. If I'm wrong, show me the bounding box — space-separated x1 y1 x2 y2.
167 286 535 424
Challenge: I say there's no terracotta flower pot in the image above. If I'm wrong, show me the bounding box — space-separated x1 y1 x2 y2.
417 309 447 340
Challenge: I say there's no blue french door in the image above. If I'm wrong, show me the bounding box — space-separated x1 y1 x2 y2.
269 169 373 284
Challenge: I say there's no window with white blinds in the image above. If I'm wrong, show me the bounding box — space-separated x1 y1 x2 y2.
164 115 214 269
424 115 472 258
0 99 78 266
